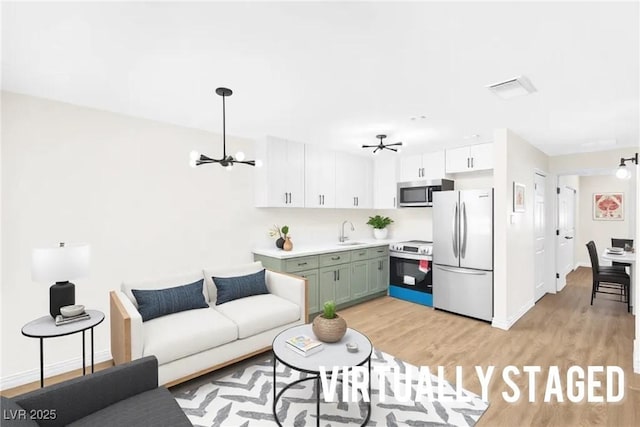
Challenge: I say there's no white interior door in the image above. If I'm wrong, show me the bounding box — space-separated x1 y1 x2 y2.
534 173 546 301
556 184 576 291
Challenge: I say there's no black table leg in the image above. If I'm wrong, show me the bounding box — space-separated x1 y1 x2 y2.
272 356 277 416
39 338 44 388
316 376 320 427
91 327 95 373
82 330 86 376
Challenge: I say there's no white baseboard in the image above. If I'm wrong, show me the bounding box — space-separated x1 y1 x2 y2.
635 339 640 374
491 299 535 331
0 349 111 390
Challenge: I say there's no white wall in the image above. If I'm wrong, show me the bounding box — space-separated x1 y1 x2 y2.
0 92 433 387
576 174 633 266
493 129 551 329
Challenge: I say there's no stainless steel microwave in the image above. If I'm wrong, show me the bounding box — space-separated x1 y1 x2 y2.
397 179 454 207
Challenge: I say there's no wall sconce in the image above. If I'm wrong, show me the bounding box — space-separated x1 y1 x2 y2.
615 153 638 180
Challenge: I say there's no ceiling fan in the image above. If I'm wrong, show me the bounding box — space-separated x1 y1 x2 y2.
362 134 403 154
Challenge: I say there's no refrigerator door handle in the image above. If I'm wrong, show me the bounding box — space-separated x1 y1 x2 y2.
435 265 488 275
461 202 467 258
452 203 458 258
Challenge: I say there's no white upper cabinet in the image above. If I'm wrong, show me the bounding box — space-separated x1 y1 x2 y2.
399 150 445 182
305 145 336 208
445 142 494 174
335 153 372 209
373 155 398 209
254 136 305 207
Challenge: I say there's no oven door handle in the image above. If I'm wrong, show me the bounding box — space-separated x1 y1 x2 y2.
390 253 432 261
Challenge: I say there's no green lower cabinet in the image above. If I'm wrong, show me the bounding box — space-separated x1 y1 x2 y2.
350 260 369 300
335 265 351 305
319 266 337 304
368 256 389 294
254 246 389 316
297 269 319 314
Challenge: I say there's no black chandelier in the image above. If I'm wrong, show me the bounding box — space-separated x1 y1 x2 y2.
362 134 403 154
189 87 260 169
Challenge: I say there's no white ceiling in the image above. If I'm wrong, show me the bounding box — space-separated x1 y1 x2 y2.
2 1 639 156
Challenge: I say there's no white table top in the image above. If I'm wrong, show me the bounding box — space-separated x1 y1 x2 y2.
22 310 105 338
601 250 637 264
273 324 372 373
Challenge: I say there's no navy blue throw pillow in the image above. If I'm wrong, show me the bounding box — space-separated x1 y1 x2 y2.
213 269 269 305
132 279 209 322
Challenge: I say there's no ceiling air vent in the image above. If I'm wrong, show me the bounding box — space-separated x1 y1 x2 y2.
486 76 536 99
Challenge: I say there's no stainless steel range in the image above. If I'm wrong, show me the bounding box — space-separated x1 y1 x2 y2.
388 240 433 307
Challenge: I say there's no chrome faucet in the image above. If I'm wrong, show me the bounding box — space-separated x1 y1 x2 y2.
339 220 355 242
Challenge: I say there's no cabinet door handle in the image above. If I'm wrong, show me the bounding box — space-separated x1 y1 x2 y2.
379 260 382 270
319 194 322 205
393 196 396 207
322 195 325 205
333 270 336 281
298 262 308 266
289 192 292 203
337 269 340 280
356 197 359 206
471 157 474 168
467 158 470 168
284 192 288 204
331 256 340 260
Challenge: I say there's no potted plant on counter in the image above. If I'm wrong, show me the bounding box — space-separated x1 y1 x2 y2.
366 215 394 239
312 301 347 343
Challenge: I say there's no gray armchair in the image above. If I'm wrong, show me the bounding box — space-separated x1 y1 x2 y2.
0 356 190 427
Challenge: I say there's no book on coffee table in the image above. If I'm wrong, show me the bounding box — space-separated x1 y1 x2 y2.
55 313 90 326
286 334 323 356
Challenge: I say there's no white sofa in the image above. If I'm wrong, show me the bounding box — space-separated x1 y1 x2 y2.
110 262 307 386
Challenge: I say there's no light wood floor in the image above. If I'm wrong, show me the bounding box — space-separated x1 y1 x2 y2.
340 267 639 426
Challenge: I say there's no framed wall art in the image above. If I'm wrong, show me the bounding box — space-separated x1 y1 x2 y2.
593 192 624 220
513 182 525 212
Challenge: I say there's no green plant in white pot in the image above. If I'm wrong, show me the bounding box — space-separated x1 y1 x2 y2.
366 215 393 240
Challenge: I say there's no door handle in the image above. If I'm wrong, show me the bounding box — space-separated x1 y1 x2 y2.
564 236 573 240
461 202 467 258
356 197 359 206
471 157 474 169
337 269 340 281
322 195 325 205
435 265 488 275
298 262 308 266
289 193 292 203
319 194 322 205
331 256 340 260
467 158 470 168
452 203 459 257
333 270 336 281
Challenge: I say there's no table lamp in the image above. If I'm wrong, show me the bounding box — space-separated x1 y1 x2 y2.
32 242 90 318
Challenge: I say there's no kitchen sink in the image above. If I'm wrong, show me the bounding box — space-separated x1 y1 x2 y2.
337 241 365 246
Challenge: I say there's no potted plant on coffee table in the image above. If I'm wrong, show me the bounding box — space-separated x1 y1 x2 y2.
312 301 347 343
366 215 394 239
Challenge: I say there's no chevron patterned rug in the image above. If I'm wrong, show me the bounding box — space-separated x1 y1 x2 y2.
171 349 489 426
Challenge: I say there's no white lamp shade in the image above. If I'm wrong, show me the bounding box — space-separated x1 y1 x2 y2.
32 243 90 283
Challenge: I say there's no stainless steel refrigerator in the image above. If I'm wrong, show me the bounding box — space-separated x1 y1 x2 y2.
432 189 493 321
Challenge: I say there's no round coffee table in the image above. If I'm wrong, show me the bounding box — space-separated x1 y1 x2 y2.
272 324 373 427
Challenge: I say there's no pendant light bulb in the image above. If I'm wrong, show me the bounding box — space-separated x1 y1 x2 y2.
615 165 629 180
235 151 246 161
255 159 263 168
189 150 199 168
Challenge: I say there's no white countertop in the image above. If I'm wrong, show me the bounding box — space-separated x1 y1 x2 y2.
253 238 397 259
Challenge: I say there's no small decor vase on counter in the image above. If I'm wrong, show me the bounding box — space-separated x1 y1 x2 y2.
373 228 388 240
275 237 285 249
312 301 347 343
269 224 290 249
283 237 293 251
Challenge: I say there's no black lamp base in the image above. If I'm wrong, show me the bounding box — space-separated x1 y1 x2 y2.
50 281 75 318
